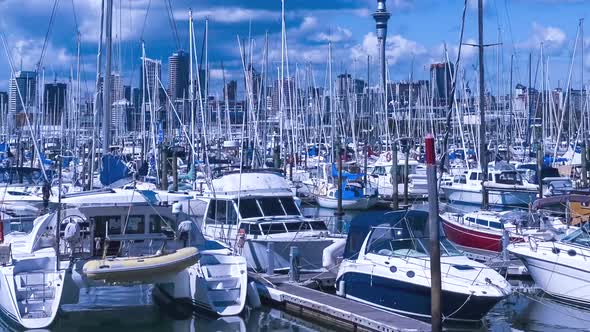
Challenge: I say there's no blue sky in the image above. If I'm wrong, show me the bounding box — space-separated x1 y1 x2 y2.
0 0 588 98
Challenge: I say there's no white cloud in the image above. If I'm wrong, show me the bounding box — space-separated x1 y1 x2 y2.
351 32 426 65
177 8 279 24
518 22 567 50
313 26 353 43
8 38 74 71
209 68 232 80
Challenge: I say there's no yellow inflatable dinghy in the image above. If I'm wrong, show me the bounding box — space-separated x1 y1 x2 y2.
83 247 199 283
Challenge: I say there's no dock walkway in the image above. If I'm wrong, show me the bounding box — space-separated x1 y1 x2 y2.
251 272 430 332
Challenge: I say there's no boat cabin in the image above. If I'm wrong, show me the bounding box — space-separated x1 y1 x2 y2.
452 169 524 186
203 196 328 236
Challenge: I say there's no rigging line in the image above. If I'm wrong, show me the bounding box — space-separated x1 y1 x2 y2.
439 0 468 173
163 0 180 50
70 0 80 34
38 0 60 71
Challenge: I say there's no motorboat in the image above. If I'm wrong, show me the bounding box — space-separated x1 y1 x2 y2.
509 223 590 305
441 165 538 207
368 152 428 199
189 170 346 273
0 203 247 329
336 210 511 322
440 210 573 254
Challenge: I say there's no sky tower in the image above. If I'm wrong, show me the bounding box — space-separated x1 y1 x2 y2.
373 0 391 91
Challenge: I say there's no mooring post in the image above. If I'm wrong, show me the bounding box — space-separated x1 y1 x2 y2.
336 140 344 217
172 149 178 192
404 145 410 206
425 134 441 331
581 142 588 188
537 145 543 199
161 146 168 191
289 246 300 283
502 228 510 262
390 143 399 210
266 242 275 276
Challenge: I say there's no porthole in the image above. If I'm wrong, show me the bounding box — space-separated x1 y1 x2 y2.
406 271 415 278
390 266 397 273
568 249 577 257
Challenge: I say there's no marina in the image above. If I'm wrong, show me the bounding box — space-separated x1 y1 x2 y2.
0 0 590 331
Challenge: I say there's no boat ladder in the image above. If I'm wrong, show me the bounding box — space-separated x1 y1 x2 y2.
19 272 54 318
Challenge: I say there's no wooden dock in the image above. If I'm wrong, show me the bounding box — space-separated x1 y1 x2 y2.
250 272 430 332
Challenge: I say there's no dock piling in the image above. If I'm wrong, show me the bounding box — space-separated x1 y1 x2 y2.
390 143 399 210
266 242 275 276
425 134 442 331
289 246 300 283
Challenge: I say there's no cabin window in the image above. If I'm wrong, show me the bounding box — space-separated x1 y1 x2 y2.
280 197 301 216
125 215 145 234
285 222 312 232
149 215 176 239
477 173 484 181
309 221 328 231
207 200 238 224
469 173 478 180
453 175 466 184
240 222 262 235
494 172 523 185
260 223 287 235
259 197 286 216
489 221 503 229
236 198 263 219
476 219 488 227
373 166 386 176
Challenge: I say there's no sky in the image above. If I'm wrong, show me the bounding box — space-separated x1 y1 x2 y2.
0 0 588 99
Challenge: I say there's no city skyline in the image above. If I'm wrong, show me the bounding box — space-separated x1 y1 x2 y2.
0 0 588 98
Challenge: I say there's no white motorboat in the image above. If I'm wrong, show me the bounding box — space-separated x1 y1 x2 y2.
509 222 590 305
441 167 538 206
368 153 428 199
189 170 346 273
336 210 511 321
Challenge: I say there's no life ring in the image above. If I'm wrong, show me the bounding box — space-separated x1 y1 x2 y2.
386 152 392 162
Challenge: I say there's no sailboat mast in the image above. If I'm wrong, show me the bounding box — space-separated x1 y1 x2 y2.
478 0 489 209
102 0 113 152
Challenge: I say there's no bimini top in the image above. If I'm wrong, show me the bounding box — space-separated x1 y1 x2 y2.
208 171 293 197
343 210 442 259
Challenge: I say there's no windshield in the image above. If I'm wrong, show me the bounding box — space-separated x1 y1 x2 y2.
365 215 461 258
235 197 301 219
562 224 590 247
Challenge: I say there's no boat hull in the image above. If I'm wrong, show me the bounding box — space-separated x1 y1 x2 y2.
338 271 501 321
442 219 524 253
510 244 590 305
443 187 536 206
316 196 377 210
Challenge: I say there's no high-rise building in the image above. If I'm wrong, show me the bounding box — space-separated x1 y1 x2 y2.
139 57 162 106
9 70 37 128
271 78 294 114
124 85 131 102
44 82 68 125
111 73 124 102
0 91 7 112
168 50 190 101
430 62 454 106
224 80 237 102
